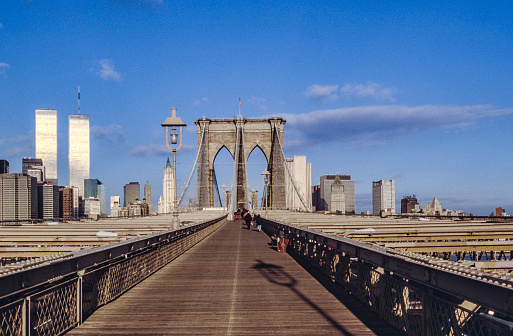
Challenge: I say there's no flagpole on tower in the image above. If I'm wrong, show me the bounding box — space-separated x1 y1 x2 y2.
238 97 242 118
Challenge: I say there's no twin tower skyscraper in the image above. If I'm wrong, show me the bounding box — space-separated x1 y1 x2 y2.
35 88 90 196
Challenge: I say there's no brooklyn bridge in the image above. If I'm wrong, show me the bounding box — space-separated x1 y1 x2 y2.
1 117 513 335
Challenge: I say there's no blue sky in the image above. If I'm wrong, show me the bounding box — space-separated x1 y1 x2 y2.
1 0 512 215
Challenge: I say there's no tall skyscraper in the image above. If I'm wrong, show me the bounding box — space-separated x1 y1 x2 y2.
285 155 312 211
124 182 140 207
84 178 106 216
59 187 74 218
144 181 155 215
330 175 345 213
110 195 121 217
372 180 395 214
35 109 58 184
0 173 38 220
0 160 9 174
160 158 175 214
401 195 418 214
69 114 90 197
23 158 45 182
22 158 43 174
37 183 60 219
316 174 355 214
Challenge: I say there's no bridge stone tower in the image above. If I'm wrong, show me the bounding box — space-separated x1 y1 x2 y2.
195 117 286 211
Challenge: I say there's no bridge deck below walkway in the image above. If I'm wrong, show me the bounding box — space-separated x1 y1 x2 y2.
66 220 399 335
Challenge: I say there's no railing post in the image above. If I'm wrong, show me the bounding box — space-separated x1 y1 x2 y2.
22 296 30 336
77 270 84 325
422 293 431 336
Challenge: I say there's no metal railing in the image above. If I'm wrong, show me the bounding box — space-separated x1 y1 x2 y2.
0 215 226 336
261 217 513 336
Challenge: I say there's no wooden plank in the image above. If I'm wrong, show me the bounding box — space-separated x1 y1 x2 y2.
66 220 399 335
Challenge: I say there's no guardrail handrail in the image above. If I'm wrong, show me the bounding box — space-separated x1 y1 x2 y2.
0 214 227 336
261 217 513 319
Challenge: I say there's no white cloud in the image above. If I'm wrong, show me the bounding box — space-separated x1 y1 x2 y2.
98 59 121 81
0 133 33 158
131 144 169 157
282 104 513 149
91 124 124 141
192 97 209 107
0 62 10 75
304 85 339 102
340 82 397 102
0 23 3 29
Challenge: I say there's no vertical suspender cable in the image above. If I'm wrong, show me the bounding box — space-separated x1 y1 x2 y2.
274 124 312 212
177 123 206 206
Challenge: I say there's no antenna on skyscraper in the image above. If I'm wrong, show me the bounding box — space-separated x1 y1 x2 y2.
78 85 81 115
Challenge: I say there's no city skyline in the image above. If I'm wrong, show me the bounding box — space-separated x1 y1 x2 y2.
1 1 513 215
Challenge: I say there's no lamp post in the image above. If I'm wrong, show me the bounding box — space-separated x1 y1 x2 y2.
261 168 270 211
161 107 186 230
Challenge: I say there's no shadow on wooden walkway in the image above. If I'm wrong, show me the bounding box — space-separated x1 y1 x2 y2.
66 220 399 335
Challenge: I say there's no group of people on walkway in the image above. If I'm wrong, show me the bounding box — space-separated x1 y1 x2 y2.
234 208 262 231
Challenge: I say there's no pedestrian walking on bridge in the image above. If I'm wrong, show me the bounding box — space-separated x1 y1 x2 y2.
243 209 252 230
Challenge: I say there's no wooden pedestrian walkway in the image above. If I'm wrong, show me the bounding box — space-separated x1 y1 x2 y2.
66 220 399 335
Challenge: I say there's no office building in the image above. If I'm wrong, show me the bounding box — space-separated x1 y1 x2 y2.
110 195 120 210
35 109 58 184
160 158 174 214
0 160 9 174
37 183 60 219
27 168 44 182
97 182 106 216
285 155 312 211
128 201 149 217
144 181 155 215
372 180 395 215
311 185 320 212
110 195 121 217
495 207 506 216
424 197 442 215
69 114 90 197
124 182 140 207
22 158 42 174
315 174 355 214
330 175 345 213
59 187 74 218
71 186 80 218
84 197 101 218
0 173 38 220
401 196 419 214
84 179 106 216
22 158 45 182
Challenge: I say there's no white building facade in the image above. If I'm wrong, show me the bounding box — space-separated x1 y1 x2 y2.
285 155 312 211
35 109 58 184
160 158 175 214
69 114 90 197
330 175 345 213
110 195 121 217
372 180 395 215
